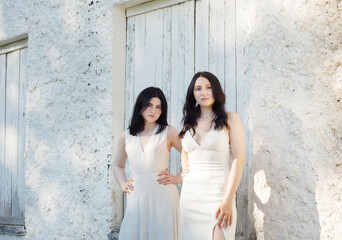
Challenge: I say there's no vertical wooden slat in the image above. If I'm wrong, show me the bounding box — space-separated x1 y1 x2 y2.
125 16 136 128
5 50 20 218
162 7 172 123
0 54 6 217
145 9 163 88
195 0 209 72
236 0 249 238
113 7 127 224
15 48 27 220
181 0 195 175
225 0 237 111
208 0 225 84
134 13 147 96
183 0 195 90
170 1 195 176
170 4 182 176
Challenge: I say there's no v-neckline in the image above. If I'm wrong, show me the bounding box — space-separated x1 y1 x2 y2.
138 125 159 153
189 128 214 147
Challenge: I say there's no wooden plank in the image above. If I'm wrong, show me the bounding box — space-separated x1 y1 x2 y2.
225 0 237 111
14 48 27 220
195 0 209 72
126 0 189 17
0 54 6 217
0 39 27 56
0 225 26 236
145 8 163 88
5 50 20 218
169 1 195 177
208 0 225 85
236 0 249 238
162 7 172 123
183 0 195 89
133 13 146 97
112 6 127 227
170 3 182 176
125 16 136 128
0 216 25 225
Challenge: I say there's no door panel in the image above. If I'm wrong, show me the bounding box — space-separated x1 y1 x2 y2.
125 0 195 176
0 42 27 226
124 0 244 237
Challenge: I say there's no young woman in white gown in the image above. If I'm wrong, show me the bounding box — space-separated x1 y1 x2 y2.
179 72 245 240
113 87 182 240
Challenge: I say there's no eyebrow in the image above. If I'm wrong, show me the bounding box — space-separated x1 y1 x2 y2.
194 84 211 87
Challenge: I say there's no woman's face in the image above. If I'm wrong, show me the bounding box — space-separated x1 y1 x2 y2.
193 76 215 108
141 97 162 123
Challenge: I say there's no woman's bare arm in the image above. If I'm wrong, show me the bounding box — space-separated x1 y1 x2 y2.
113 132 134 193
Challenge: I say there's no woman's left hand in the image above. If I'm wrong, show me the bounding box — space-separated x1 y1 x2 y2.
215 200 233 229
157 169 177 185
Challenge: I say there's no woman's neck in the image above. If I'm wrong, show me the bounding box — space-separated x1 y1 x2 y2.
143 122 157 133
199 107 215 120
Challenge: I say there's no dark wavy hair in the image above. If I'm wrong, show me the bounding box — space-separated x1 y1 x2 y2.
179 72 228 138
128 87 168 136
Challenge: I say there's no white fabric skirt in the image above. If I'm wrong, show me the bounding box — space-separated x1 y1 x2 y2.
119 173 181 240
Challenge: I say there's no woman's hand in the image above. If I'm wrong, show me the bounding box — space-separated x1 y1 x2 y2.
121 178 134 194
157 169 179 185
215 199 233 229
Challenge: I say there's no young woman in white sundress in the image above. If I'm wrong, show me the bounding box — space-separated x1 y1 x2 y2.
113 87 182 240
179 72 245 240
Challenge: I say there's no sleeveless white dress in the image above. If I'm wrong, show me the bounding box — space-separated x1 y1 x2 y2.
119 126 181 240
180 128 237 240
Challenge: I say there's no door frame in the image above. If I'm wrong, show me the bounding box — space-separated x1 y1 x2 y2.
111 2 249 239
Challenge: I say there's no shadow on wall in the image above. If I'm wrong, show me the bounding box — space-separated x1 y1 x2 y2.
252 107 320 239
242 1 340 239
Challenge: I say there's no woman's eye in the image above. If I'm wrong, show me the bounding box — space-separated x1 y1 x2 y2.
207 86 212 89
157 106 162 109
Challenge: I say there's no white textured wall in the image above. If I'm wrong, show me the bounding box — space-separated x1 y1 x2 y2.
0 0 116 239
244 1 342 239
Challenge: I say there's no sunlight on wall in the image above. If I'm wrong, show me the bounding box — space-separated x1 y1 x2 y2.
63 2 83 34
254 169 271 204
46 45 64 72
253 202 264 239
38 190 58 223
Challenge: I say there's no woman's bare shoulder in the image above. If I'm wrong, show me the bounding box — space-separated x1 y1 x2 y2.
227 112 241 122
167 125 180 136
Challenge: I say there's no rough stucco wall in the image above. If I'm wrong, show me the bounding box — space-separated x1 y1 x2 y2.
245 0 342 239
0 0 116 239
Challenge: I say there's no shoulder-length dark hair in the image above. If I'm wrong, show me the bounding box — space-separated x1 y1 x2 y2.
179 71 228 138
128 87 168 136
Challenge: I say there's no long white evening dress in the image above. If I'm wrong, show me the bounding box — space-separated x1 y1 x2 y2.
119 126 181 240
180 128 237 240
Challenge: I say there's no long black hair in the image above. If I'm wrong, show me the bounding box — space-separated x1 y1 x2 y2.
128 87 168 136
179 72 228 138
